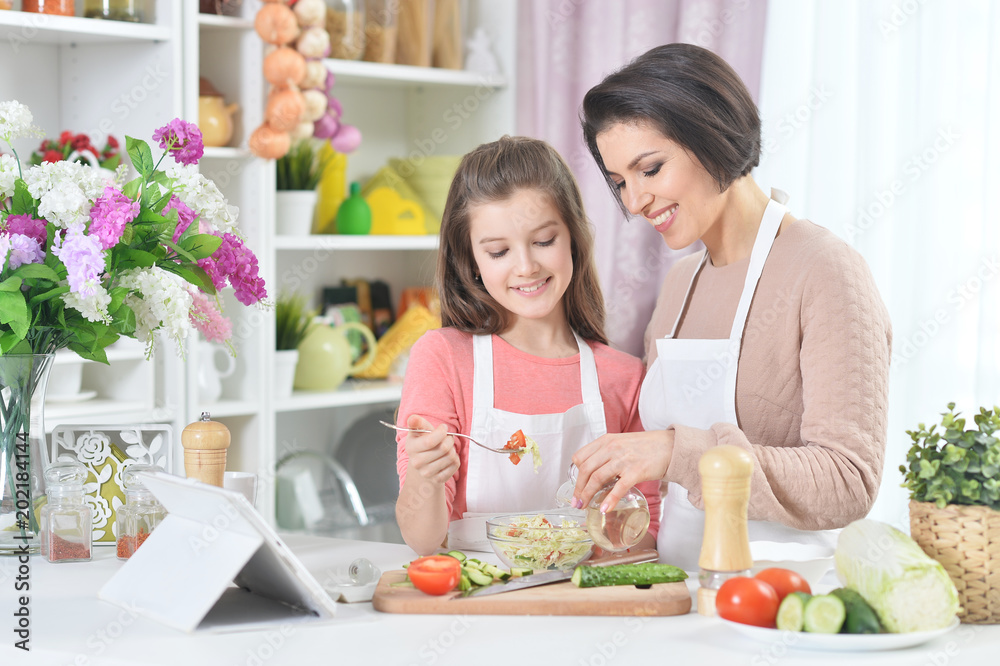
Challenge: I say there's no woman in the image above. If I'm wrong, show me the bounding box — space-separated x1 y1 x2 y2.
572 43 892 570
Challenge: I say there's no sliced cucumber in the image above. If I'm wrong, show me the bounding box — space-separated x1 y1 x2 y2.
830 588 882 634
510 567 533 578
444 550 467 563
464 559 483 570
466 568 493 587
776 591 811 632
571 563 688 588
457 572 471 592
803 594 846 634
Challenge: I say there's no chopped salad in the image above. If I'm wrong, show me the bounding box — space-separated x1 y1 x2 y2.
504 430 542 473
489 514 592 571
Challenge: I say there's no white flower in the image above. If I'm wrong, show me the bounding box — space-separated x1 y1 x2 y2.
163 163 239 235
22 161 110 228
63 285 112 323
76 432 112 465
0 100 42 143
86 493 112 531
119 266 193 355
0 153 19 199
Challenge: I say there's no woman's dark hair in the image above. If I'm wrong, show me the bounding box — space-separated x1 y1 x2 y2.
436 135 607 345
581 43 761 213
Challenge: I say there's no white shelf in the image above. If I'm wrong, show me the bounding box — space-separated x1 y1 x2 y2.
201 146 253 160
199 399 259 418
275 235 439 251
324 59 507 90
0 12 172 45
45 400 158 431
275 380 403 413
197 14 254 32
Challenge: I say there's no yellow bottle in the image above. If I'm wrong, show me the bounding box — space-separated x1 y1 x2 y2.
313 144 347 234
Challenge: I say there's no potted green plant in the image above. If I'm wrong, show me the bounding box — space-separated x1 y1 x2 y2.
275 293 317 398
275 139 333 236
902 402 1000 624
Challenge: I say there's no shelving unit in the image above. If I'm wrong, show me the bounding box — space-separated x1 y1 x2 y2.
2 1 516 539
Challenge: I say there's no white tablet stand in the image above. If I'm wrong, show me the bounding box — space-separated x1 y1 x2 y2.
99 472 338 633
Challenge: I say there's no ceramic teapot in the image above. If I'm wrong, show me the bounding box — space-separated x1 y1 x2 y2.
197 340 236 403
198 78 239 148
293 322 377 391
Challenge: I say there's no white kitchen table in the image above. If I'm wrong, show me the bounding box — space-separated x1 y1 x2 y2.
2 534 997 666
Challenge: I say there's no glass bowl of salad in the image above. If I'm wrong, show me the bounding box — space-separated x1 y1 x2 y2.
486 512 594 571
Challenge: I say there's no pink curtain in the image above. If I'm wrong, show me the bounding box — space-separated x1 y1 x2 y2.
516 0 768 356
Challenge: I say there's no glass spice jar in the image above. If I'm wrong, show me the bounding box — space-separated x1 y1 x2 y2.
40 461 92 563
22 0 75 16
325 0 366 61
396 0 434 67
84 0 144 22
116 464 166 560
362 0 398 64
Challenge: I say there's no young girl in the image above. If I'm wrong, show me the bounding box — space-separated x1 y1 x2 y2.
394 136 660 555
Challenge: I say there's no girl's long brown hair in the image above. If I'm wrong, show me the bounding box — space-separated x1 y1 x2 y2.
436 136 607 345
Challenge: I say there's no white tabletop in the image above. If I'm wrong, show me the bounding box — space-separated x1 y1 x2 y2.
2 534 997 666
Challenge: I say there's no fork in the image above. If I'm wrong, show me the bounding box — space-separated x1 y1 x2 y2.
379 420 526 454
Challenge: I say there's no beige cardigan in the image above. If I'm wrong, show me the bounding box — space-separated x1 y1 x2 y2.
645 220 892 530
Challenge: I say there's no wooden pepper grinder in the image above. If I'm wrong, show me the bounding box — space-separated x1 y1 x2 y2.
181 412 230 487
697 444 754 617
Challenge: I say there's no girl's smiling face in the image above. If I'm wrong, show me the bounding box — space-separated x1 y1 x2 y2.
469 188 573 331
596 121 726 250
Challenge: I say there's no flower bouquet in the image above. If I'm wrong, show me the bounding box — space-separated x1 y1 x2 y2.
0 99 267 554
29 130 122 172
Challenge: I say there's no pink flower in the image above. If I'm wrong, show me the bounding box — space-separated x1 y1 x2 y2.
88 186 139 250
164 195 199 242
0 234 44 270
152 119 204 166
198 232 268 306
189 290 232 343
5 214 47 247
52 227 106 297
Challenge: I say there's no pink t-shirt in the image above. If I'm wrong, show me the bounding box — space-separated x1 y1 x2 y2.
396 327 661 538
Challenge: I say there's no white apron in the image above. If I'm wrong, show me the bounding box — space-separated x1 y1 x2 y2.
464 332 607 514
639 191 839 571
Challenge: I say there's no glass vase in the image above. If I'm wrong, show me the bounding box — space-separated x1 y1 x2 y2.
0 354 54 556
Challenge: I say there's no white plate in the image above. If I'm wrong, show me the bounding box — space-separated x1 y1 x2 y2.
720 617 959 652
47 390 98 403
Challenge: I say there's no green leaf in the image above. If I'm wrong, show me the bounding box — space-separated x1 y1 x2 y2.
161 262 214 293
0 330 23 354
112 305 136 336
68 341 109 364
161 239 196 263
27 285 69 307
126 136 155 178
10 263 61 282
116 248 158 270
10 179 35 216
123 176 142 200
179 233 222 260
0 276 23 292
0 290 29 338
134 209 169 225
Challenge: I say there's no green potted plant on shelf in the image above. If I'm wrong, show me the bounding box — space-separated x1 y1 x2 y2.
902 402 1000 624
275 139 333 237
275 293 317 398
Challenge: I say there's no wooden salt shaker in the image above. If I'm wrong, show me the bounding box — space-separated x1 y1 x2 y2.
697 445 754 617
181 412 230 487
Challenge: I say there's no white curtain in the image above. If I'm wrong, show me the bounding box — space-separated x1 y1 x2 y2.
754 0 1000 531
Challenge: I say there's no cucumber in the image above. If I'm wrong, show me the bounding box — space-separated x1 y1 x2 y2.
464 559 483 570
466 568 493 587
570 563 688 588
831 588 883 634
803 594 846 634
776 591 811 632
457 572 471 592
510 567 533 578
444 550 467 563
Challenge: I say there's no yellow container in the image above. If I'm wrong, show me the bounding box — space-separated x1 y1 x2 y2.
314 145 348 234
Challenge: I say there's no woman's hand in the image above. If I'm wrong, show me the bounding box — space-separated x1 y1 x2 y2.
572 430 674 513
404 414 460 485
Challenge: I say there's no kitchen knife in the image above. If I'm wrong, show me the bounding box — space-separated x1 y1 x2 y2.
454 569 573 599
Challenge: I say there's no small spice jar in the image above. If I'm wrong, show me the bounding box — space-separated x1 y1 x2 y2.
84 0 145 22
362 0 398 64
116 464 166 560
325 0 366 60
22 0 75 16
40 461 92 563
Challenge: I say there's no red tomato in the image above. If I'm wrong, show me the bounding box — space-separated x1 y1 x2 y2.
408 556 462 596
504 430 526 465
754 567 811 602
716 576 780 628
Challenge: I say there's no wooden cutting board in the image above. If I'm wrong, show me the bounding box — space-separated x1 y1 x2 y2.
372 550 692 617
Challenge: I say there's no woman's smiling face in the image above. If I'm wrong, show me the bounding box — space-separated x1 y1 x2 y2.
469 188 573 330
596 121 725 250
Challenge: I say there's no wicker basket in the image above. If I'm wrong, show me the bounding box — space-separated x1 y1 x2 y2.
909 500 1000 624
